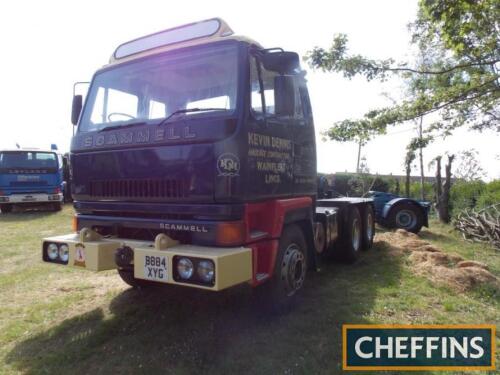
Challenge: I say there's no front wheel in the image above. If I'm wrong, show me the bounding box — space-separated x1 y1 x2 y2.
389 203 423 233
256 224 307 311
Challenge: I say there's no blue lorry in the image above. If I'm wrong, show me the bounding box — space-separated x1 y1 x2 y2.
366 191 431 233
0 149 64 213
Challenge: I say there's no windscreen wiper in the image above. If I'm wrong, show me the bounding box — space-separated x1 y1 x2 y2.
98 121 148 132
156 108 228 127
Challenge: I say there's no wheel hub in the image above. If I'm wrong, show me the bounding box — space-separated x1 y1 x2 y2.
396 210 417 229
280 244 306 296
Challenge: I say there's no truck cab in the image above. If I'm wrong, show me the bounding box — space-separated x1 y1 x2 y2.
42 19 374 308
0 149 64 212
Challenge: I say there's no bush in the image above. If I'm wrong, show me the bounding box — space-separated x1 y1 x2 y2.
476 180 500 209
331 173 352 195
450 180 486 214
408 181 434 201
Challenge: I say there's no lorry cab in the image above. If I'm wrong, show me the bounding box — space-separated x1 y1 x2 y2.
0 148 64 213
70 19 316 211
43 19 374 308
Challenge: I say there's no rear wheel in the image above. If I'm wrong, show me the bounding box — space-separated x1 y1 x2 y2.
52 202 62 211
361 205 375 251
389 203 423 233
0 204 13 213
257 224 307 312
340 206 362 263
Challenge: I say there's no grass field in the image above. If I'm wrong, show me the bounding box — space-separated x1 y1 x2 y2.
0 205 498 374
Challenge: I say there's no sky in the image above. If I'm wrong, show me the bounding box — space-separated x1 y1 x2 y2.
0 0 498 179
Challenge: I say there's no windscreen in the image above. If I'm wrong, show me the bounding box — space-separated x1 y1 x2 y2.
0 152 58 169
79 43 239 132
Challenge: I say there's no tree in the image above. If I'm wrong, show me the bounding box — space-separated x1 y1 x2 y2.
404 143 416 198
433 154 455 223
454 148 486 181
403 133 433 198
305 0 499 140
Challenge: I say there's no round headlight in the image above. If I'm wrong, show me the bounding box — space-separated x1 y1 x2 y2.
47 243 59 260
177 258 194 279
59 244 69 262
197 260 215 283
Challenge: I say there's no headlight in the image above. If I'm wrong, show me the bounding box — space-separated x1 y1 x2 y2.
197 260 215 283
177 257 194 279
47 243 59 260
59 244 69 262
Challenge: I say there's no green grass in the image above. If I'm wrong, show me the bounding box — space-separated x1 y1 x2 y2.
0 209 498 374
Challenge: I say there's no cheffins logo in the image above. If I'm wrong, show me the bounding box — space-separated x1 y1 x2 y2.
217 153 240 177
343 324 495 371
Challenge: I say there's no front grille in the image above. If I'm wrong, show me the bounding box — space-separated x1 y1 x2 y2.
89 178 189 199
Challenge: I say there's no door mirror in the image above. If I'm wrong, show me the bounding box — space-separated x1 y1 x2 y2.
274 75 296 117
261 51 299 74
71 95 83 125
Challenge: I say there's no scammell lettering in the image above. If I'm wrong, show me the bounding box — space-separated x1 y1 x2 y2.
160 223 209 233
81 126 197 148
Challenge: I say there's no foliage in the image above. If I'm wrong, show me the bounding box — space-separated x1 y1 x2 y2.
329 173 393 196
450 179 500 214
450 179 486 213
453 148 486 181
476 179 500 209
409 181 434 201
305 0 500 142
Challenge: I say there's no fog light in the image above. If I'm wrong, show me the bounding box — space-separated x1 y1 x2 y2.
59 244 69 262
197 260 215 283
47 243 59 260
177 258 194 279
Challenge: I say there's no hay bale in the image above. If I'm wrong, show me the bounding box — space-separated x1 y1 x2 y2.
457 260 489 270
375 229 498 292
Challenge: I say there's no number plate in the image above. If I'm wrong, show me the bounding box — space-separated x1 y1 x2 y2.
22 196 36 202
143 255 168 282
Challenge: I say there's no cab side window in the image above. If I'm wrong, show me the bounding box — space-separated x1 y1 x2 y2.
250 57 265 114
250 55 305 121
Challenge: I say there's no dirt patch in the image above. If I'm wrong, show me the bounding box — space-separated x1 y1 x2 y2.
374 230 499 292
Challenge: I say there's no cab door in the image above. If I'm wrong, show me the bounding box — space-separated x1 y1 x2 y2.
246 55 295 200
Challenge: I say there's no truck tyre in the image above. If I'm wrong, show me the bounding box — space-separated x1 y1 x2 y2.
257 224 307 312
0 204 13 214
52 202 62 212
340 206 362 263
117 268 155 288
361 205 375 251
388 202 423 233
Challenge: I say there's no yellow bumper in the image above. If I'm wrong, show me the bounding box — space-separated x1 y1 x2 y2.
42 231 252 291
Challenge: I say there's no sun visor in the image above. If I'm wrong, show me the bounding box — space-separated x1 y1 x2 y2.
113 18 234 61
